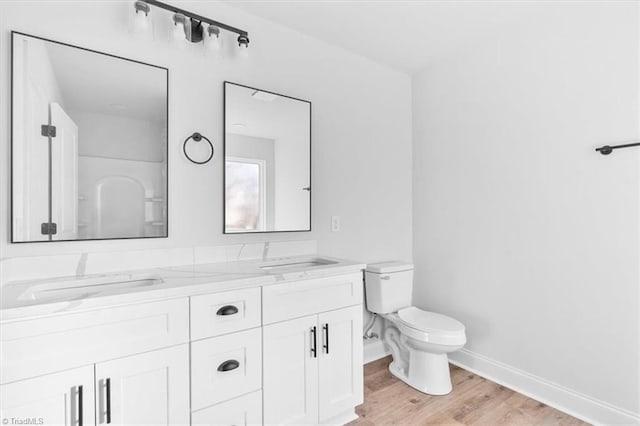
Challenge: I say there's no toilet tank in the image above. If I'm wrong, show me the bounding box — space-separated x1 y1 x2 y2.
364 261 414 314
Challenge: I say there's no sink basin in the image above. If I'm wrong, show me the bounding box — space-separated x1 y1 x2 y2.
17 274 163 302
260 257 337 272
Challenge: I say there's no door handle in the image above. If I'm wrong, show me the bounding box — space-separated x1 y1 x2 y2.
77 385 83 426
105 378 111 424
311 326 317 358
323 323 329 354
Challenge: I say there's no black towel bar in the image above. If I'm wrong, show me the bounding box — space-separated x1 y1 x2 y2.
595 142 640 155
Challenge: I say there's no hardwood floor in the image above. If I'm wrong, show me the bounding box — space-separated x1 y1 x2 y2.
349 356 590 426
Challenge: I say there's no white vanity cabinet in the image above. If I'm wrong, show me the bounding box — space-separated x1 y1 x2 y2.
262 273 364 425
1 266 365 426
0 298 191 426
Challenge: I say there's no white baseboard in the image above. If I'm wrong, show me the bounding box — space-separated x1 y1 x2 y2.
363 338 390 364
449 348 639 426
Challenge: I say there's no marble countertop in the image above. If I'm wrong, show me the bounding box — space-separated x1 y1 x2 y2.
0 255 366 322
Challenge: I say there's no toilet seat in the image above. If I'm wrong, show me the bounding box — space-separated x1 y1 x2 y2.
395 306 466 346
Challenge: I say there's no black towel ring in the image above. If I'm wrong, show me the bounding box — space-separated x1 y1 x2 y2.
183 132 214 165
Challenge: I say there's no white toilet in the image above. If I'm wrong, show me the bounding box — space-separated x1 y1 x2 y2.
364 261 466 395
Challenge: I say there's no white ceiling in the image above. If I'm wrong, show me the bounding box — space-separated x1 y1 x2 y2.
45 37 166 121
225 82 310 139
226 0 543 74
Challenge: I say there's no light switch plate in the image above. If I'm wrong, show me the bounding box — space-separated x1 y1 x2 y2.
331 216 341 232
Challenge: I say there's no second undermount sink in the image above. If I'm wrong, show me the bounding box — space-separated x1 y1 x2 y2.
17 274 164 303
259 257 338 272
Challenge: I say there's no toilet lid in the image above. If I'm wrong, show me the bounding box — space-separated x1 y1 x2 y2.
397 307 465 335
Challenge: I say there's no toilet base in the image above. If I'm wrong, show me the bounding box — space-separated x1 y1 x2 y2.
388 350 453 396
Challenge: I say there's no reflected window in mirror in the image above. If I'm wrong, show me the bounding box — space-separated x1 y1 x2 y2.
224 82 311 234
11 32 168 242
226 158 265 232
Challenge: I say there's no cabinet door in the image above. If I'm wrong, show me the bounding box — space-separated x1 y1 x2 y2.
95 345 189 425
263 315 319 425
0 365 95 426
318 305 364 423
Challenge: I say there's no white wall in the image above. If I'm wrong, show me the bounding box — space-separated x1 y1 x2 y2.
71 110 165 162
0 1 412 268
412 0 639 419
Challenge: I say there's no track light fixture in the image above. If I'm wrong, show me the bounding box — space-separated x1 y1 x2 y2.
206 25 221 51
134 0 151 16
171 13 187 43
237 34 250 57
132 0 249 55
237 34 250 48
132 0 152 35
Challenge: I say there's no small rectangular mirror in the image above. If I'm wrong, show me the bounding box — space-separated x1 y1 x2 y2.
224 82 311 233
11 32 168 242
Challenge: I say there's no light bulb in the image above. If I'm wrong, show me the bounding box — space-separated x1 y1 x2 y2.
237 34 249 58
132 1 152 39
134 12 148 31
206 25 221 52
172 13 187 44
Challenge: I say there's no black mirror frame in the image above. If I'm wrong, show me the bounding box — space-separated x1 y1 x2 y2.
10 31 170 243
223 81 312 234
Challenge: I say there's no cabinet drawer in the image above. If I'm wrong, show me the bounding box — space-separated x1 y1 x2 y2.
191 328 262 411
0 298 189 384
191 390 262 426
262 273 363 324
190 287 261 340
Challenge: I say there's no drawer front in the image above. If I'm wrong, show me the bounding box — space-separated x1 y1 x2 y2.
1 298 189 384
191 327 262 411
190 287 261 340
262 273 363 324
191 390 262 426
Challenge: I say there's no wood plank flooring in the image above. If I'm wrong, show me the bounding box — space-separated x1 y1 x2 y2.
349 356 590 426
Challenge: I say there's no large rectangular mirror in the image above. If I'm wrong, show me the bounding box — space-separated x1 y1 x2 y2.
11 32 168 242
224 82 311 233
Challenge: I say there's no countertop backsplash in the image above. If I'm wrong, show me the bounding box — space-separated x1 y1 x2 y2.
0 240 317 286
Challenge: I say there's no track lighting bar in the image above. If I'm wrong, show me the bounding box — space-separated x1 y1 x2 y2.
144 0 248 37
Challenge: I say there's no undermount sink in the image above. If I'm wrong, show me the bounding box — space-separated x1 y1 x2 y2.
17 274 163 302
259 257 337 271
